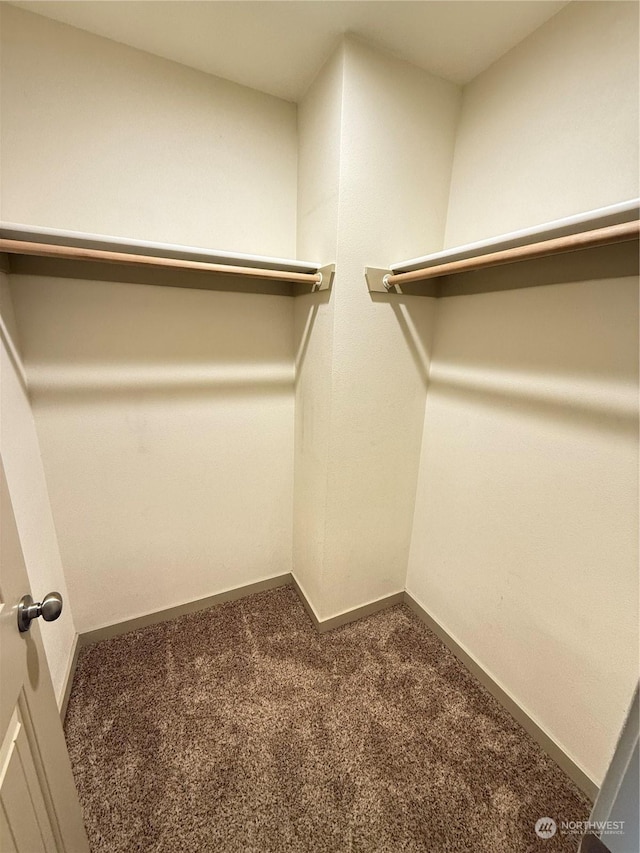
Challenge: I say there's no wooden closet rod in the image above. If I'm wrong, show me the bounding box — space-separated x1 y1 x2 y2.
0 239 324 285
385 220 640 288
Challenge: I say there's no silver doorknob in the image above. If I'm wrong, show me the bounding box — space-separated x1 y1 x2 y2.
17 592 63 633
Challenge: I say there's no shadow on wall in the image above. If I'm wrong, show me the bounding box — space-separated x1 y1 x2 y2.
367 244 639 420
9 275 296 402
427 364 638 438
427 275 638 436
0 302 29 398
366 294 435 392
293 287 331 381
389 298 433 391
23 363 294 403
371 269 638 436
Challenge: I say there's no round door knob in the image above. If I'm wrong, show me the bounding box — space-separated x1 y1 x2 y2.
40 592 63 622
17 591 63 633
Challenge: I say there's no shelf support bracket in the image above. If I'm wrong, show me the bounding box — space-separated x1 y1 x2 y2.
365 267 395 293
309 263 335 293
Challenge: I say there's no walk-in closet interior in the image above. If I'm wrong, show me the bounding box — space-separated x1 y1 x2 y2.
1 2 638 851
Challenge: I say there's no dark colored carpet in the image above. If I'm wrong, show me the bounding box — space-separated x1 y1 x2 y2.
64 586 590 852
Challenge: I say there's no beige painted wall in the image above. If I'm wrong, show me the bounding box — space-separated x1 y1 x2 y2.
293 46 343 609
320 39 458 618
407 0 639 787
294 38 459 620
0 5 297 256
10 275 295 633
0 269 76 703
444 0 639 246
2 8 298 633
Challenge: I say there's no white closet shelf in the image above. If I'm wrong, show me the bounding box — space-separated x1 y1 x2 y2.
0 223 334 296
365 199 639 295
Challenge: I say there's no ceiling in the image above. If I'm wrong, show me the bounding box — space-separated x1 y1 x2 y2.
10 1 570 102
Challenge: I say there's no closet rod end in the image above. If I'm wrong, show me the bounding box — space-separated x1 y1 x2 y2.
313 263 335 292
365 267 394 293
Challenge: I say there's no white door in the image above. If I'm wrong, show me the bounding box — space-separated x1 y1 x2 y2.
0 459 89 853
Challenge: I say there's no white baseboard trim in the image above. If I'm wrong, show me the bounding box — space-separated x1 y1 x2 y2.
58 632 80 722
78 573 292 647
403 589 598 801
289 573 322 625
290 574 404 633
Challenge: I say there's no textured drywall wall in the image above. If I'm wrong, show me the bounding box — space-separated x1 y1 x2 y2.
2 8 298 632
10 275 295 632
0 270 76 703
407 1 639 787
319 39 458 618
293 45 343 610
293 38 459 620
407 277 639 788
444 1 639 246
0 5 297 255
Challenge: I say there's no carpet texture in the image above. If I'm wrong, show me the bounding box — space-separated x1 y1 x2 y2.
64 586 591 852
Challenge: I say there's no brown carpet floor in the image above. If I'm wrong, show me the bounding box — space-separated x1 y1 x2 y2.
64 586 591 852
